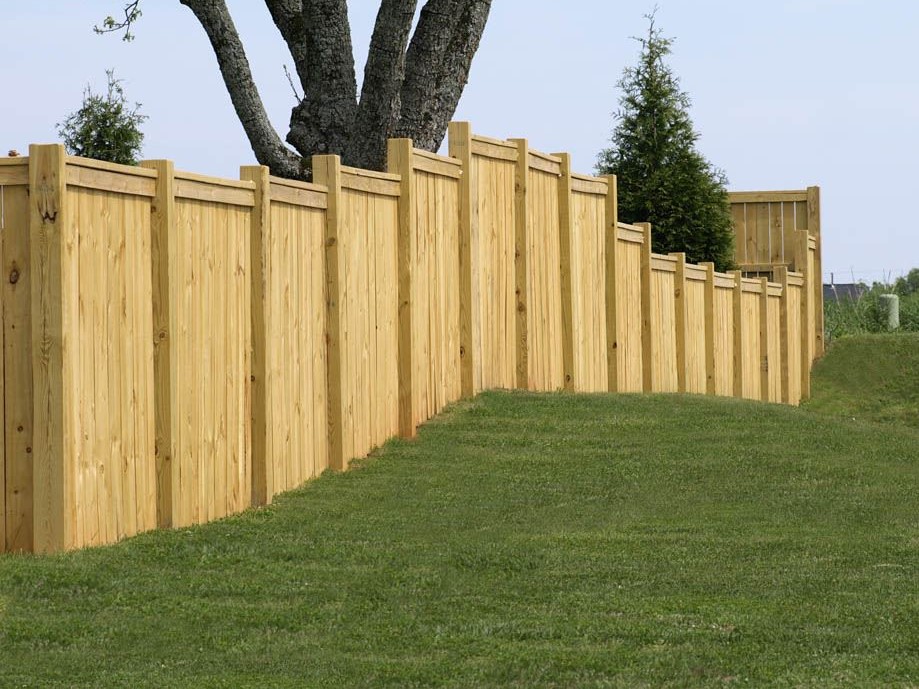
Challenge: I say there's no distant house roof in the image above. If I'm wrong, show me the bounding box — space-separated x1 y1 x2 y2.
823 283 868 302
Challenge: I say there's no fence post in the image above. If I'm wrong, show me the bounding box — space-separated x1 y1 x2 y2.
775 266 791 404
312 155 347 471
386 138 417 439
141 158 178 528
29 143 74 553
603 175 619 392
731 269 744 399
796 230 812 400
509 138 530 390
808 186 824 358
700 262 716 396
557 153 575 391
636 222 653 392
759 276 770 402
447 122 478 398
239 164 271 504
671 253 687 393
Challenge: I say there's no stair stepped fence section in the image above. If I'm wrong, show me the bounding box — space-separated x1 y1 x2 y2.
0 126 822 553
728 188 823 359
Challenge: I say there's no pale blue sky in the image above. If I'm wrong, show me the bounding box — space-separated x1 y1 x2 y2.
3 1 917 282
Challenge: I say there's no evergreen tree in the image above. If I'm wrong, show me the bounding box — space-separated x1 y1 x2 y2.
58 70 147 165
597 15 734 270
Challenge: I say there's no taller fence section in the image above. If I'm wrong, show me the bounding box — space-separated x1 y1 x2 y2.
510 140 565 392
142 160 254 530
448 123 517 395
387 141 463 438
240 167 329 505
8 147 158 553
729 188 823 362
1 132 824 554
312 157 400 472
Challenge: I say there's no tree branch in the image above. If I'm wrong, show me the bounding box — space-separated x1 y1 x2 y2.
345 0 418 170
179 0 304 178
286 0 358 159
396 0 491 151
264 0 310 88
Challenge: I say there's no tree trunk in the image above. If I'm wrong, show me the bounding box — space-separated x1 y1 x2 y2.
169 0 493 177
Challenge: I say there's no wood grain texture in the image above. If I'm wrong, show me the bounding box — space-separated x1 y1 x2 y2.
1 164 31 552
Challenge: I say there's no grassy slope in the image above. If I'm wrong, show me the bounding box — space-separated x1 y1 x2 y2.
805 333 919 428
1 392 917 688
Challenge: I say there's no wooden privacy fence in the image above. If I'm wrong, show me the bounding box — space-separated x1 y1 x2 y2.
0 126 823 553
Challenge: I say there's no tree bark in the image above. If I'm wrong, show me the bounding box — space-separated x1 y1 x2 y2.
345 0 418 170
396 0 492 151
178 0 304 179
285 0 358 161
122 0 492 175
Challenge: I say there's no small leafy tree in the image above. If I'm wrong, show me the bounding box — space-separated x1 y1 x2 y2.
58 70 147 165
597 14 734 270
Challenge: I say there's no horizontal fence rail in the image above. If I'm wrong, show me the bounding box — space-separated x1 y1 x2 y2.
0 128 824 553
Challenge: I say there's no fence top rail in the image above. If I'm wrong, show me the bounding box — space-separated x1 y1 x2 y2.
341 164 400 183
787 274 805 287
471 132 516 149
651 254 677 273
728 190 808 204
714 274 735 289
741 278 764 294
616 222 645 244
0 157 28 166
71 155 158 179
570 173 607 196
341 164 401 197
268 175 328 210
411 148 462 179
527 148 561 164
175 168 256 191
684 263 707 282
807 235 817 249
768 284 783 297
470 134 518 162
0 163 28 185
268 174 326 194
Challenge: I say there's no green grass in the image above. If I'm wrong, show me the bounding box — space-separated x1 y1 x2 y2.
805 333 919 429
1 392 918 687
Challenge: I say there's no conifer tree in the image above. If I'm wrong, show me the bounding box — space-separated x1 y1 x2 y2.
597 14 734 270
58 70 147 165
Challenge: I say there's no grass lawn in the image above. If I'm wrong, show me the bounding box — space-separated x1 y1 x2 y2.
805 332 919 428
1 391 917 687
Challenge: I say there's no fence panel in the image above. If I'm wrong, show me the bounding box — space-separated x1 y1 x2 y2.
512 142 564 392
143 162 253 530
615 224 644 392
650 255 679 392
739 279 762 401
786 275 803 405
242 168 329 505
569 174 609 392
314 157 400 470
448 126 517 394
766 285 782 403
388 142 463 435
23 149 158 552
683 265 707 394
712 275 734 397
1 159 31 552
471 136 517 392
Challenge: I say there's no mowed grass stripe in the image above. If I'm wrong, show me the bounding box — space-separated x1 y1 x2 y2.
1 391 917 688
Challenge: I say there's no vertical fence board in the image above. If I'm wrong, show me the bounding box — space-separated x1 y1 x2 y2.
1 162 32 552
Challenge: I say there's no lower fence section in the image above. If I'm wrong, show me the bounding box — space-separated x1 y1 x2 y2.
0 129 823 553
